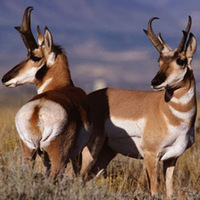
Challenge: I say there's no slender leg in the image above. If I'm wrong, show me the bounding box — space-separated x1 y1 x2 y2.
80 146 94 175
80 129 106 179
43 124 76 180
44 138 68 179
143 151 159 196
90 144 116 177
20 139 37 166
38 150 51 177
81 144 116 180
163 158 177 198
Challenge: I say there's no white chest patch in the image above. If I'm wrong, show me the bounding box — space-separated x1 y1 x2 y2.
160 108 195 161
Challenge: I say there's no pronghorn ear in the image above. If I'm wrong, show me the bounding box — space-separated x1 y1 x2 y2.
44 27 53 54
186 33 197 58
44 27 55 66
37 25 44 46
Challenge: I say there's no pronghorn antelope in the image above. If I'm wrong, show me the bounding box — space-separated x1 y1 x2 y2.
81 16 197 197
2 7 90 179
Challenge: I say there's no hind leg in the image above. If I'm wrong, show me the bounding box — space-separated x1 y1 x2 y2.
20 139 37 167
42 124 77 180
83 144 116 180
38 150 51 177
43 138 69 179
90 144 116 177
80 127 106 178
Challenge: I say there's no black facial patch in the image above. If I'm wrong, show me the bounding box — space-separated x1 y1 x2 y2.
30 52 42 62
151 71 167 87
36 64 48 81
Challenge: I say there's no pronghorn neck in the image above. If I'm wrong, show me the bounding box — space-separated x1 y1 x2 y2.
165 68 195 104
161 67 196 129
36 47 74 94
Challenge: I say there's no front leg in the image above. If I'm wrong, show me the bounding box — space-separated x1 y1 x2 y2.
143 150 159 196
163 158 177 199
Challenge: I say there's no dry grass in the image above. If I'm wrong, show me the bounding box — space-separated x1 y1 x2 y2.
0 93 200 199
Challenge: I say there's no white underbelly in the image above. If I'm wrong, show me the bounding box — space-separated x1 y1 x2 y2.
105 117 146 158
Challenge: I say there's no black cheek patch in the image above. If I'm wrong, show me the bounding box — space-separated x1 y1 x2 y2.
36 64 48 81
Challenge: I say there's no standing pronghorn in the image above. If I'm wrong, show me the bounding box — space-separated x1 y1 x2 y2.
2 7 90 179
81 16 197 198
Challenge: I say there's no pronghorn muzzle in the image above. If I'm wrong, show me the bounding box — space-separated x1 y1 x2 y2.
151 71 167 90
2 59 28 87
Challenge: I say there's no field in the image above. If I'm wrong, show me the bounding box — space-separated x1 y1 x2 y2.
0 91 200 200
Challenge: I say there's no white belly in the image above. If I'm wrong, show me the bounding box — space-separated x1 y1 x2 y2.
105 117 146 158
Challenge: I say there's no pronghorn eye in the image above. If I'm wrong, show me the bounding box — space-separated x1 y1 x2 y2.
176 58 186 66
31 56 42 62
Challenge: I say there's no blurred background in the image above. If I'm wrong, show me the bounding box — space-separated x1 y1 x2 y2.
1 0 200 95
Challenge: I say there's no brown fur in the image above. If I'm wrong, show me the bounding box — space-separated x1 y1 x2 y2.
81 34 197 198
2 28 90 180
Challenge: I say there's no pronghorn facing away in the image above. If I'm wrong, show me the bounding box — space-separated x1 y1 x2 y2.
2 7 90 179
81 16 197 198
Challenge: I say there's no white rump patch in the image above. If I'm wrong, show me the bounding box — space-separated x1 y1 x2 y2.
39 100 67 149
15 100 41 150
15 99 68 150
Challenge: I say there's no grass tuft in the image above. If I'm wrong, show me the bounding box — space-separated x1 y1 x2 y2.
0 94 200 199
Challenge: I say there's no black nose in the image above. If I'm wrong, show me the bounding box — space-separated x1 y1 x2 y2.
151 78 161 87
1 74 10 84
151 72 166 87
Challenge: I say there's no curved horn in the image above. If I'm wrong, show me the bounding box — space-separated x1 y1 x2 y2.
15 7 38 51
176 16 192 53
143 17 164 53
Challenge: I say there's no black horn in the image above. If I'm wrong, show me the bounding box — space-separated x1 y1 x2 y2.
143 17 164 53
15 7 38 51
176 16 192 53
